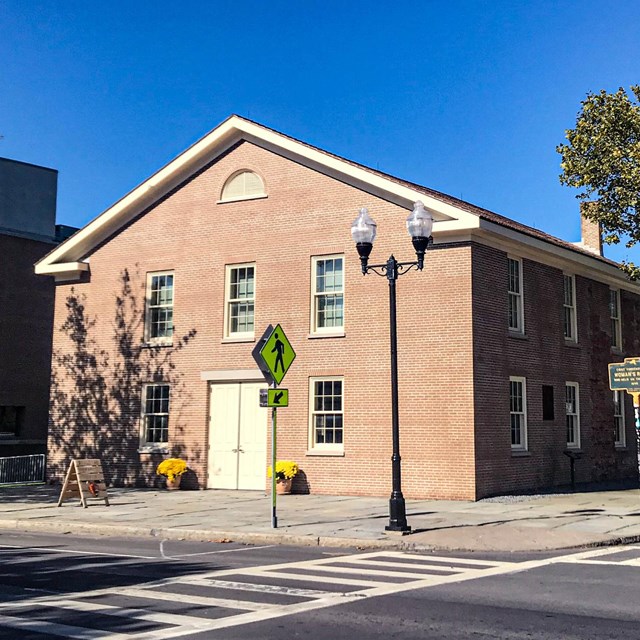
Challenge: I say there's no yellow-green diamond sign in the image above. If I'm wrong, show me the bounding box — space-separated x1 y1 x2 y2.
259 324 296 385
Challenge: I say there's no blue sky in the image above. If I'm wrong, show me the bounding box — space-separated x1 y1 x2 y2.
1 1 638 261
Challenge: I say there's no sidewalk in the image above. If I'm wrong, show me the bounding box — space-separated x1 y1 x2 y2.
1 484 639 552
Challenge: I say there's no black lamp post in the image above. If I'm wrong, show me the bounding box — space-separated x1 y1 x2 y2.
351 201 433 533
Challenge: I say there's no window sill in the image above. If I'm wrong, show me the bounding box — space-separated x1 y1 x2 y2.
511 450 531 457
507 331 528 340
217 194 268 205
138 446 169 454
611 347 623 355
307 332 345 339
615 445 628 451
221 336 256 344
305 449 345 457
142 341 173 349
564 339 580 348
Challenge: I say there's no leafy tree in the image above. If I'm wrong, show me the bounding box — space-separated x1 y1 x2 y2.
557 86 640 278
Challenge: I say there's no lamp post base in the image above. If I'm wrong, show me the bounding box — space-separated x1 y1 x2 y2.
385 496 411 534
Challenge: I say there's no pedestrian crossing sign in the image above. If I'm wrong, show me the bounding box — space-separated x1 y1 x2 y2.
259 324 296 385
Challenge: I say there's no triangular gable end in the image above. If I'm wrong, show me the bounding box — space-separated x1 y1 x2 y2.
35 116 480 280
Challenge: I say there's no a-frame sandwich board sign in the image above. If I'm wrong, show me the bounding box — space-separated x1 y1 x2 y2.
57 459 110 508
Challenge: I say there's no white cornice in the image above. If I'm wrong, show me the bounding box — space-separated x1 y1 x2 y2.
474 221 638 292
34 115 632 291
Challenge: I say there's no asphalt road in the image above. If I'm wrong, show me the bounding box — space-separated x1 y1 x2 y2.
1 530 639 639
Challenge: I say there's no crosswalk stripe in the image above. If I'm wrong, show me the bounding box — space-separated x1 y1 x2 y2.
12 599 217 630
0 613 130 640
270 564 452 580
117 586 274 610
376 552 506 567
340 558 485 572
229 570 391 588
181 576 372 596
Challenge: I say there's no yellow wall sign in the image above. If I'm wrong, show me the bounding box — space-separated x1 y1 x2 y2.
259 324 296 385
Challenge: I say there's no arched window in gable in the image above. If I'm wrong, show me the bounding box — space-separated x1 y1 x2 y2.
220 170 266 202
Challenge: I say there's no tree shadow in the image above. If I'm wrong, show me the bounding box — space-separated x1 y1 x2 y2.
48 268 199 489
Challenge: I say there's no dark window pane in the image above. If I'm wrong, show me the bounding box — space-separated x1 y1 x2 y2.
542 385 554 421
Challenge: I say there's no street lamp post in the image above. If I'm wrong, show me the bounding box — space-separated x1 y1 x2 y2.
351 201 433 533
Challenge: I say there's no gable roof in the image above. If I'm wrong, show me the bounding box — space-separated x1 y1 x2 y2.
36 115 631 288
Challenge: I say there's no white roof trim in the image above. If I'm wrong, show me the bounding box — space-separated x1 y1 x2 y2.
35 116 480 276
476 220 637 291
34 115 633 287
34 261 89 276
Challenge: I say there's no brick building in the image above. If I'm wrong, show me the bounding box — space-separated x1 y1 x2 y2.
36 117 640 499
0 158 63 457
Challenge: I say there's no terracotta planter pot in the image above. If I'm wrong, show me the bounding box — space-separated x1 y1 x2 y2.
275 478 292 495
166 475 182 491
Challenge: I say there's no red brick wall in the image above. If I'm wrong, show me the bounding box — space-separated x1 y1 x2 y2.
48 141 477 498
473 243 639 498
0 234 55 454
48 140 637 500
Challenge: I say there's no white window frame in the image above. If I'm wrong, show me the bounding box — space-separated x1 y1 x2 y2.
510 376 528 451
224 263 256 340
311 254 344 335
508 257 524 333
610 288 622 350
614 390 626 448
309 377 344 452
140 383 170 448
563 273 577 342
219 170 266 203
144 271 174 345
565 382 580 449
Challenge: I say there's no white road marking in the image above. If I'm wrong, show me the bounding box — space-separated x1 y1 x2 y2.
116 587 274 610
0 544 156 559
159 541 274 558
177 577 365 599
0 613 130 639
2 546 639 638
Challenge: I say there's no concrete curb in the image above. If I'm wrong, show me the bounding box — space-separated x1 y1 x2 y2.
0 519 405 550
3 517 640 553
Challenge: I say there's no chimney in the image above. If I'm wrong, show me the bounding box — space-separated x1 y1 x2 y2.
579 202 603 256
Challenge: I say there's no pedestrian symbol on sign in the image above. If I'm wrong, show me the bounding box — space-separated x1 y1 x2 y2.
272 333 285 374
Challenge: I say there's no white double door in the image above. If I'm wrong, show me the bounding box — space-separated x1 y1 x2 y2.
207 382 268 490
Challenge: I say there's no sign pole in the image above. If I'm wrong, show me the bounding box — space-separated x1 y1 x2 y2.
632 393 640 478
271 402 277 529
253 323 296 530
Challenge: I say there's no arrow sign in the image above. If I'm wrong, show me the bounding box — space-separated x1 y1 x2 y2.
267 388 288 407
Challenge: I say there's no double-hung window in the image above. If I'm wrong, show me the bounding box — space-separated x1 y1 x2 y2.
225 264 255 339
309 378 344 451
311 255 344 334
563 274 577 341
614 391 626 447
145 272 174 344
510 376 527 451
610 289 622 349
565 382 580 448
141 384 170 446
508 257 524 333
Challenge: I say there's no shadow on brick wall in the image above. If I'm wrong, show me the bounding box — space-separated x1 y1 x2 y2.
49 267 198 488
